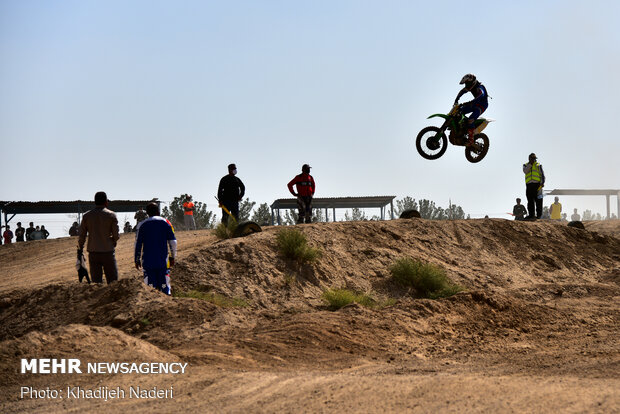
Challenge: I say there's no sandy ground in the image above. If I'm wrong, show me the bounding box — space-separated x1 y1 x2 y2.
0 218 619 413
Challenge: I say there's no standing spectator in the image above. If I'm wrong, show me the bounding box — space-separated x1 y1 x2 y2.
123 221 133 233
30 226 44 240
523 153 545 219
217 163 245 225
571 208 581 221
134 208 147 227
69 222 80 236
40 225 50 239
26 222 35 241
134 202 177 295
15 222 26 242
78 191 120 284
287 164 316 224
182 195 196 230
550 196 562 221
512 198 527 221
3 225 13 244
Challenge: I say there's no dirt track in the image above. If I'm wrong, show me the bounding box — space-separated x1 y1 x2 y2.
1 219 619 413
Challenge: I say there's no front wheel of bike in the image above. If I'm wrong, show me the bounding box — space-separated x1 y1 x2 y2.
465 133 490 163
416 126 448 160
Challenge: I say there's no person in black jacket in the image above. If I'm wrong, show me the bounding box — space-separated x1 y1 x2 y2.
217 163 245 225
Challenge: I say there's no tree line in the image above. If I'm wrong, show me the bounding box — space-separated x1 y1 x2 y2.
160 194 470 229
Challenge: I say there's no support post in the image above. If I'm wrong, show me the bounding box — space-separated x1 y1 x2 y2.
606 195 610 219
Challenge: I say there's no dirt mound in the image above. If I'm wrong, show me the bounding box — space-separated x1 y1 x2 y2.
1 219 619 412
174 290 565 370
0 279 229 350
173 219 620 308
0 324 179 387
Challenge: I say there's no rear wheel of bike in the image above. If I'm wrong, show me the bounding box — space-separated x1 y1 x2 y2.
465 133 490 163
233 221 262 238
415 126 448 160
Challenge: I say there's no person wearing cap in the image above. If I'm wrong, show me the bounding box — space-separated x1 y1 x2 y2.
182 194 196 230
217 163 245 225
287 164 316 224
523 153 545 220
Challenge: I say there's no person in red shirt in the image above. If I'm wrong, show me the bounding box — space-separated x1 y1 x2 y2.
287 164 316 224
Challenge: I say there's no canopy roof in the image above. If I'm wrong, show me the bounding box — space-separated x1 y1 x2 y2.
0 200 158 215
270 196 396 210
547 189 619 196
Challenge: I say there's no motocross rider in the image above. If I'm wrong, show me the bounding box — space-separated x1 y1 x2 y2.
454 74 489 146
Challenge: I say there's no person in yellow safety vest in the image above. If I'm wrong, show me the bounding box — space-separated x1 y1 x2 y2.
182 195 196 230
550 196 562 220
523 153 545 219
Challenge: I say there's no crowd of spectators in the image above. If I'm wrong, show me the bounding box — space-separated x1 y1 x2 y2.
1 221 50 244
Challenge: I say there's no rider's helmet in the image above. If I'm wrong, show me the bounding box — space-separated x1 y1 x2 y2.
460 73 477 90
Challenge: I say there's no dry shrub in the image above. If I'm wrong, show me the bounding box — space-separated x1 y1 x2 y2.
390 257 462 299
276 228 321 264
321 288 376 310
321 288 396 311
214 220 238 240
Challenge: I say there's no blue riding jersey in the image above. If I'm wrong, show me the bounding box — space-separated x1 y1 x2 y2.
456 82 489 125
134 216 176 268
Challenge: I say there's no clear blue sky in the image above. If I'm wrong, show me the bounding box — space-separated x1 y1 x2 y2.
2 0 619 237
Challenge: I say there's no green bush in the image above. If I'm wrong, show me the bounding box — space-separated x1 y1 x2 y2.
390 258 462 299
276 228 321 264
173 289 248 308
214 219 238 240
322 288 376 310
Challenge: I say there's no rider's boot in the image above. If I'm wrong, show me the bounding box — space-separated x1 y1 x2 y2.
466 128 475 146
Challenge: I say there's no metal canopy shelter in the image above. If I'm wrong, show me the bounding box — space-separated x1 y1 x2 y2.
0 199 159 229
270 196 396 225
546 189 620 219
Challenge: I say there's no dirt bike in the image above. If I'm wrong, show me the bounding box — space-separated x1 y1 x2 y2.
415 105 493 163
214 196 262 237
